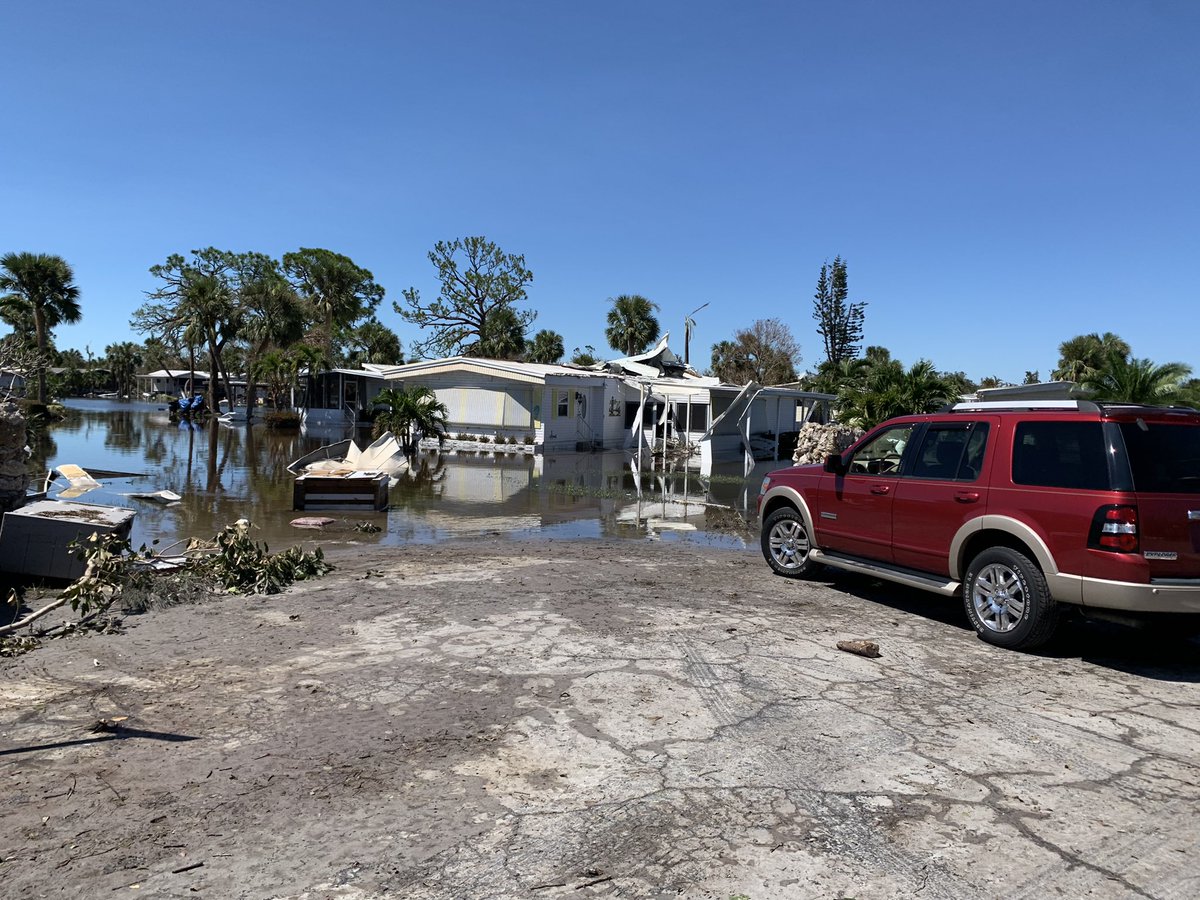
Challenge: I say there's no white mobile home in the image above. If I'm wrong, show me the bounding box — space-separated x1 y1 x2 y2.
383 337 833 469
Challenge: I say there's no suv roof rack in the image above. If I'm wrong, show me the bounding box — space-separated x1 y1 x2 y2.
940 400 1200 415
939 400 1101 413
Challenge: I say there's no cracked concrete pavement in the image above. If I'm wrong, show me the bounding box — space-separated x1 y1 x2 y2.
2 538 1199 899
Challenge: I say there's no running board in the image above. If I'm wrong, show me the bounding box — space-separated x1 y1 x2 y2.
810 550 961 597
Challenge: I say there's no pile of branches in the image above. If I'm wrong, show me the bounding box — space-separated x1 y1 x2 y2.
0 521 333 650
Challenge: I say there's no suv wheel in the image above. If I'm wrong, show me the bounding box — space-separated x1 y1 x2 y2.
964 547 1058 650
762 508 819 578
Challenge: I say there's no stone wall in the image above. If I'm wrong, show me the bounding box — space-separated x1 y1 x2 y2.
791 421 863 466
0 401 31 512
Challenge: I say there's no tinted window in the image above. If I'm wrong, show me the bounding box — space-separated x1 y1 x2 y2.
911 422 990 481
1012 421 1109 490
848 424 914 476
1119 421 1200 494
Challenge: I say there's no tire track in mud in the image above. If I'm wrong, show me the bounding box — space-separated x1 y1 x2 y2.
676 637 741 727
1001 799 1197 900
672 639 967 898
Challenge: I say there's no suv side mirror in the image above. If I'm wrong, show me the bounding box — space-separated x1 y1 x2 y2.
823 453 847 475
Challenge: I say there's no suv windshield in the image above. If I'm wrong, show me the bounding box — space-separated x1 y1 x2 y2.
1119 421 1200 494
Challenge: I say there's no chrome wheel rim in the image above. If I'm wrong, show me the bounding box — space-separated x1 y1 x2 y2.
971 563 1026 633
769 519 810 570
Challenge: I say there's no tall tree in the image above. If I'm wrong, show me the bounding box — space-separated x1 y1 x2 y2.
283 248 384 361
133 248 246 410
526 329 565 364
397 236 535 359
239 258 305 418
1052 332 1131 382
0 252 82 405
104 341 143 398
465 306 527 360
812 256 866 365
710 318 802 385
344 317 403 366
604 294 660 357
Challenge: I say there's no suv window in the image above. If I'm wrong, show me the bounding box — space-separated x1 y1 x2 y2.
847 424 914 476
1012 421 1110 490
911 422 990 481
1119 421 1200 494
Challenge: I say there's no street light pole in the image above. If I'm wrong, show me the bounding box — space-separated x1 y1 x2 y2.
684 302 709 366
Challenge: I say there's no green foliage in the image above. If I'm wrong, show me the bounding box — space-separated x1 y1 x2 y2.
264 409 302 429
812 256 866 365
466 306 527 360
1052 332 1130 383
0 252 82 404
104 341 144 397
604 294 659 356
570 345 599 366
372 385 449 451
344 316 403 366
709 318 801 385
134 248 253 410
283 248 385 360
526 329 565 364
835 357 959 429
202 521 332 594
62 532 151 617
1081 352 1191 404
397 236 535 359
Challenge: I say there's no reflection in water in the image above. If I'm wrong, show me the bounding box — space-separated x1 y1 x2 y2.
31 400 778 550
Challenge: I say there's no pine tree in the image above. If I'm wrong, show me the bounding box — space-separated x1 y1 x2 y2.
812 256 866 365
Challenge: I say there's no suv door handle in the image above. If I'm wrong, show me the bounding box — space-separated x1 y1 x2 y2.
870 484 891 495
954 491 980 503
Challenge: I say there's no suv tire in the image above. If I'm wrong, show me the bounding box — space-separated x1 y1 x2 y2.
964 547 1058 650
762 507 820 579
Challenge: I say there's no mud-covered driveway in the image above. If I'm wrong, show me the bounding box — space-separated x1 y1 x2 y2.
3 538 1199 899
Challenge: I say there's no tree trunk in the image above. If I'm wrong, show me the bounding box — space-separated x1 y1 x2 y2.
34 307 48 406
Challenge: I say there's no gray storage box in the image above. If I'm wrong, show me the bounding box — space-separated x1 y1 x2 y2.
0 500 136 581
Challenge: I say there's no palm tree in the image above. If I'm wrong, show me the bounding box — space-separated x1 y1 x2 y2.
345 317 403 366
104 341 143 398
1052 332 1131 383
605 294 660 357
240 267 304 419
371 385 449 453
282 248 384 362
252 350 292 410
466 306 526 359
526 329 564 364
1081 353 1191 404
837 359 958 430
0 252 82 405
806 356 871 395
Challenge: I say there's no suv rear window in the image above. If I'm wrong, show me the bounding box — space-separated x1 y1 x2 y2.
1012 421 1110 490
1118 421 1200 494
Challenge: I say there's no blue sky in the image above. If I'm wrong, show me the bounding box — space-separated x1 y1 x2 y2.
2 1 1197 383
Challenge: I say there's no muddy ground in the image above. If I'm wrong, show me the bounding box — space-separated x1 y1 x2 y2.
2 537 1199 900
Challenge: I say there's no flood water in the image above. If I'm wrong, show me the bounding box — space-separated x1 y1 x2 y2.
27 400 780 552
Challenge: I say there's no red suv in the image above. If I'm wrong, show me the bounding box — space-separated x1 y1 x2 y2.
757 401 1200 649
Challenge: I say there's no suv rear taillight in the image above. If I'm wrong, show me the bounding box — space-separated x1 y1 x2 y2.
1089 504 1139 553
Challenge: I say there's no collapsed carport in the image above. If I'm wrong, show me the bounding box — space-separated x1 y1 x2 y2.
699 382 834 475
